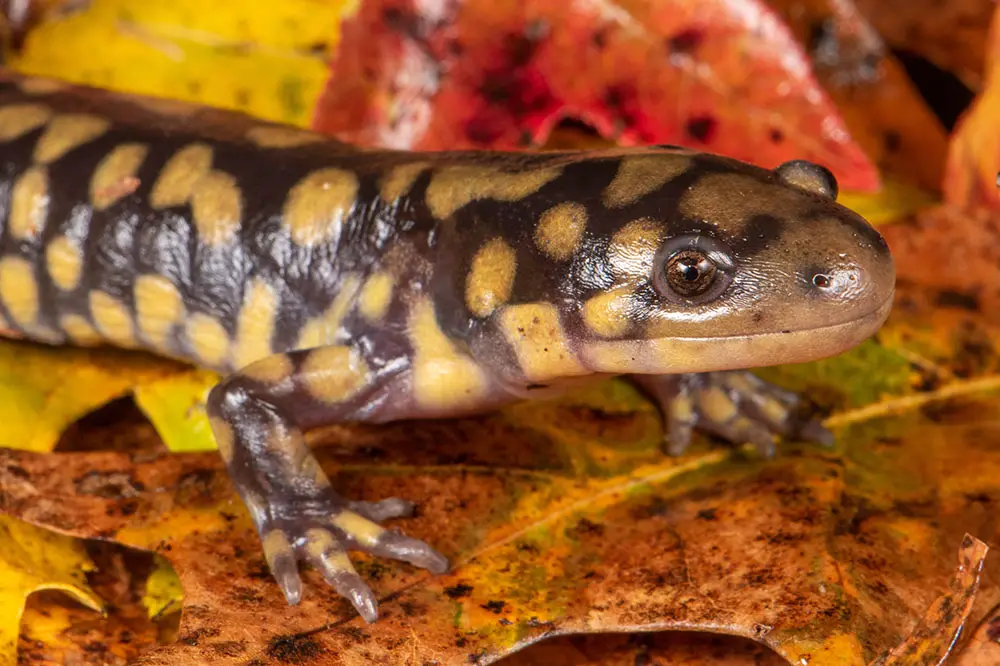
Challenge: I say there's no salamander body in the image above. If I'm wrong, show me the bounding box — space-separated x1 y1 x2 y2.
0 70 895 622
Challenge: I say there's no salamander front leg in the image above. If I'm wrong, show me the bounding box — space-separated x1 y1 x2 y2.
631 371 833 458
206 348 448 623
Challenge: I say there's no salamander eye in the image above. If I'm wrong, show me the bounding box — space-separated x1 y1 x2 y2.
666 250 716 296
653 235 735 303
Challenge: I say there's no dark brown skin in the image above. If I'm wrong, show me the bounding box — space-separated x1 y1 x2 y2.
0 70 894 622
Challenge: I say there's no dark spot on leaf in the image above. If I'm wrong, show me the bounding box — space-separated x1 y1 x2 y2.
769 128 784 143
445 583 474 598
210 641 247 657
667 28 703 54
986 614 1000 641
267 634 324 663
696 508 717 520
339 626 369 643
567 517 605 538
685 115 717 143
935 289 980 311
481 600 507 614
884 130 902 153
7 464 28 479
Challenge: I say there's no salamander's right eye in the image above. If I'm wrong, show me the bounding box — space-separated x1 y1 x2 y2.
653 235 735 304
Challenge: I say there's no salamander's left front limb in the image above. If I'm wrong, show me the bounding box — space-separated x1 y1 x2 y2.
206 345 450 622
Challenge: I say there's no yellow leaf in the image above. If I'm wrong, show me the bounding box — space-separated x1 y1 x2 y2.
0 342 179 452
8 0 357 126
134 369 220 453
838 178 939 226
0 515 103 666
141 555 183 620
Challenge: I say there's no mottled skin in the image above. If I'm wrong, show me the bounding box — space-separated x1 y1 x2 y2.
0 71 895 622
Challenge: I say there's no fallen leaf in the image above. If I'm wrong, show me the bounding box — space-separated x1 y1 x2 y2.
5 0 350 127
952 605 1000 666
0 339 214 455
853 0 992 90
314 0 879 191
944 3 1000 209
766 0 949 193
17 542 177 665
872 535 988 664
0 515 103 666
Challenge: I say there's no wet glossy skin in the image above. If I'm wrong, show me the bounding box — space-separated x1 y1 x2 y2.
0 71 895 622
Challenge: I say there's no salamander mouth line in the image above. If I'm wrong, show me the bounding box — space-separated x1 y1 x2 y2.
677 290 896 342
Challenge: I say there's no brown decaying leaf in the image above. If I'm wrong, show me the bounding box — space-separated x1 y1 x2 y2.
853 0 993 90
952 604 1000 665
766 0 949 193
314 0 880 191
872 535 988 664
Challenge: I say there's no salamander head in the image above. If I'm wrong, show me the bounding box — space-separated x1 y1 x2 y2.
566 151 895 375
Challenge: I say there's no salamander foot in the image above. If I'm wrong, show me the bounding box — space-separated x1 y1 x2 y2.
632 371 833 458
256 494 448 623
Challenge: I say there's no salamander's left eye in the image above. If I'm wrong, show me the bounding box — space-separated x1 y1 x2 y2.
653 235 735 303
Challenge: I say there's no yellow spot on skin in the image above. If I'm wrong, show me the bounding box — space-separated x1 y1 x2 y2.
331 512 383 548
89 291 135 347
670 393 694 423
358 271 393 323
150 143 214 209
90 143 148 210
9 166 48 240
185 313 230 367
246 126 323 149
760 396 789 425
191 170 242 246
0 256 39 326
295 275 361 349
535 202 587 261
283 168 358 247
262 530 292 565
498 303 588 382
242 354 294 384
0 103 52 142
18 77 67 95
602 154 691 208
34 113 110 164
425 166 562 220
698 387 738 424
209 416 235 463
582 287 635 338
232 279 279 370
466 238 516 318
46 235 83 291
608 217 664 278
303 527 338 559
409 298 490 410
134 275 184 349
379 162 428 202
60 314 102 345
300 345 370 403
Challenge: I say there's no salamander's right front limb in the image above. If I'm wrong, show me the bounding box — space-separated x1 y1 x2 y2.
206 345 449 622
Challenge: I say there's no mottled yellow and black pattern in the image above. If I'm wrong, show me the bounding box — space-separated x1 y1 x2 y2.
0 70 895 622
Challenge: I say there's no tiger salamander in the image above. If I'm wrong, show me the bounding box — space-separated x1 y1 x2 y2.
0 70 895 622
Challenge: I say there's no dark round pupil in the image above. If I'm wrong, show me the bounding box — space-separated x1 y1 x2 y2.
678 259 701 281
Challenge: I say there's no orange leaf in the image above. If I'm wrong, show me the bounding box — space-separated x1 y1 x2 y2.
314 0 880 191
